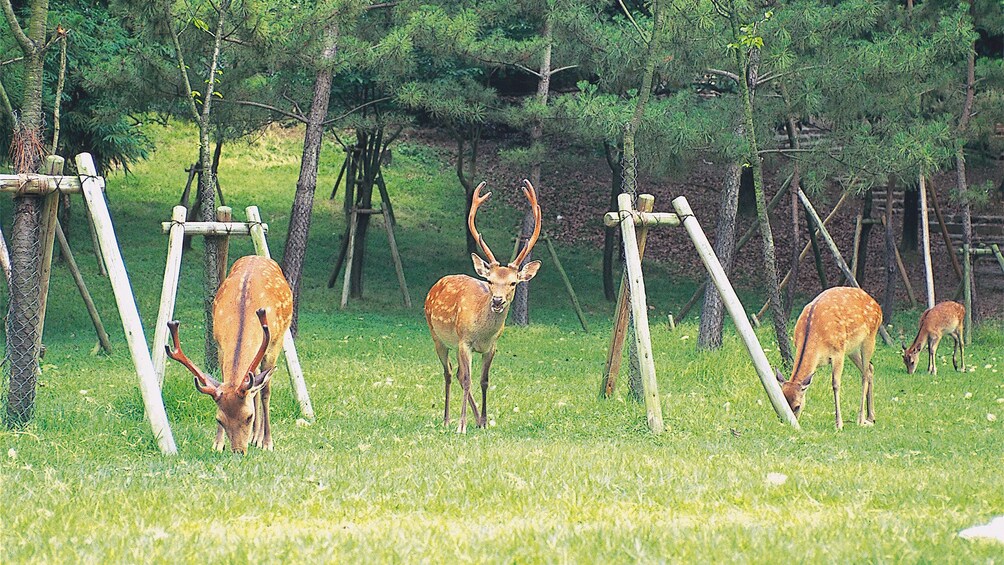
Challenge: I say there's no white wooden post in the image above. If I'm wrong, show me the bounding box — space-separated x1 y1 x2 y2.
75 153 177 455
671 196 800 429
152 206 188 385
616 193 664 434
919 175 935 309
341 208 358 309
246 206 315 420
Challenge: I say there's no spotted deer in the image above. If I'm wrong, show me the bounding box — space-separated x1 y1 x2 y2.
424 180 542 433
775 287 883 429
902 301 965 375
166 255 293 453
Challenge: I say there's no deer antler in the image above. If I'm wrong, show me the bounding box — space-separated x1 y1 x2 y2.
512 179 542 267
468 181 498 265
166 320 221 397
242 308 272 390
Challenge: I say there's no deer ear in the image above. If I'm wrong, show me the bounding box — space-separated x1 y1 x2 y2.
518 260 542 282
246 367 274 395
775 368 787 385
800 373 814 390
471 253 492 278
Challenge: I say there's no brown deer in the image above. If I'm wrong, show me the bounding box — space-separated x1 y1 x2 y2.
902 301 965 375
425 179 542 433
775 287 883 429
166 255 293 453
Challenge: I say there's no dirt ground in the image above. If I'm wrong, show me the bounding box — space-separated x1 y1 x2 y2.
405 128 1004 322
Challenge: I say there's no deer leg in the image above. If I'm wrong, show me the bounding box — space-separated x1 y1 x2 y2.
849 350 868 426
252 388 264 447
952 329 965 372
831 357 845 430
927 334 941 375
457 345 473 434
435 340 452 427
857 337 877 425
258 378 273 450
477 348 495 428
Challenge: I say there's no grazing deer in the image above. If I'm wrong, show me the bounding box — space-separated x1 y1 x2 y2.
775 287 883 429
902 301 965 375
425 179 542 433
166 255 293 453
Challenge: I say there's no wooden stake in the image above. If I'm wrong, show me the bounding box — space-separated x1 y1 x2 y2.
246 206 315 420
962 243 973 346
615 193 663 433
152 206 188 385
55 220 112 355
926 178 963 281
879 215 918 308
672 196 799 429
797 189 893 346
992 244 1004 275
919 175 935 308
341 207 358 309
76 153 177 455
602 194 654 398
36 156 64 348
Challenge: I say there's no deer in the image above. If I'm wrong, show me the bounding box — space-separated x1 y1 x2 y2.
424 179 542 434
775 286 883 430
901 301 965 375
166 255 293 453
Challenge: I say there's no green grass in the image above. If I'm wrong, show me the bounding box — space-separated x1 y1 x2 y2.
2 122 1004 562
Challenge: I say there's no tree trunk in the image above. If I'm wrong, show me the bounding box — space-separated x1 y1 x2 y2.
282 23 339 336
512 15 553 327
956 18 977 336
602 142 623 302
4 0 48 427
855 189 874 284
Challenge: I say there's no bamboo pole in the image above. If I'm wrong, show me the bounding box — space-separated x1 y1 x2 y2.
672 196 800 429
992 244 1004 275
919 176 935 308
383 206 412 308
0 174 83 193
602 195 654 398
850 214 863 278
55 220 112 355
614 194 663 433
152 206 189 385
246 206 315 421
341 208 358 309
76 153 177 455
797 189 893 346
602 211 679 227
963 243 972 345
158 221 267 235
544 235 589 333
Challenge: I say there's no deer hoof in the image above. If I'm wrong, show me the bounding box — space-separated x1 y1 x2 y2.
457 422 467 434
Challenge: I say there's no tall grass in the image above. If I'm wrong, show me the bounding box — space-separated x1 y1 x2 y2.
1 122 1003 562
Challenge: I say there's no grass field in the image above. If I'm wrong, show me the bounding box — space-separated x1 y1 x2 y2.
2 123 1003 562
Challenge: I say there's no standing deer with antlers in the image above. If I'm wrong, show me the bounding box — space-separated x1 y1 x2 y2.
425 179 542 433
166 255 292 453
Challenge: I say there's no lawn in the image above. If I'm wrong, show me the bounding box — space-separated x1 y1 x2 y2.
1 123 1003 562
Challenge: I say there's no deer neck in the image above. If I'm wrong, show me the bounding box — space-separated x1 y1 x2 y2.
790 302 821 385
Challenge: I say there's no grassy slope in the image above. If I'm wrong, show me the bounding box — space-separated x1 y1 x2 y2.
2 123 1003 562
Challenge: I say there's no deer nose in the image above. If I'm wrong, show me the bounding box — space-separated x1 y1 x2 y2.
490 297 505 312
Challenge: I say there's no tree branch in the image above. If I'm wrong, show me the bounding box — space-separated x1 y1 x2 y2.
222 99 307 122
705 68 740 84
0 77 15 124
1 56 24 66
1 0 35 55
321 96 393 126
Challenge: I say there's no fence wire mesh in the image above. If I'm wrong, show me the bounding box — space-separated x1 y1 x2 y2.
2 198 44 427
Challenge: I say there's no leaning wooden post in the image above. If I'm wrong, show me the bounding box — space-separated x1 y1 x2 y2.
55 220 113 355
614 194 663 433
991 244 1004 275
927 179 963 281
962 243 972 345
601 194 654 398
797 189 893 346
76 153 177 455
382 206 412 308
544 235 589 333
247 206 315 421
36 156 64 347
919 176 935 308
0 223 11 285
672 196 800 429
152 206 188 385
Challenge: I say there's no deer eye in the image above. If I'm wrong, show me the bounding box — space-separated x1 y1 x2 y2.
246 415 254 424
510 282 517 287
